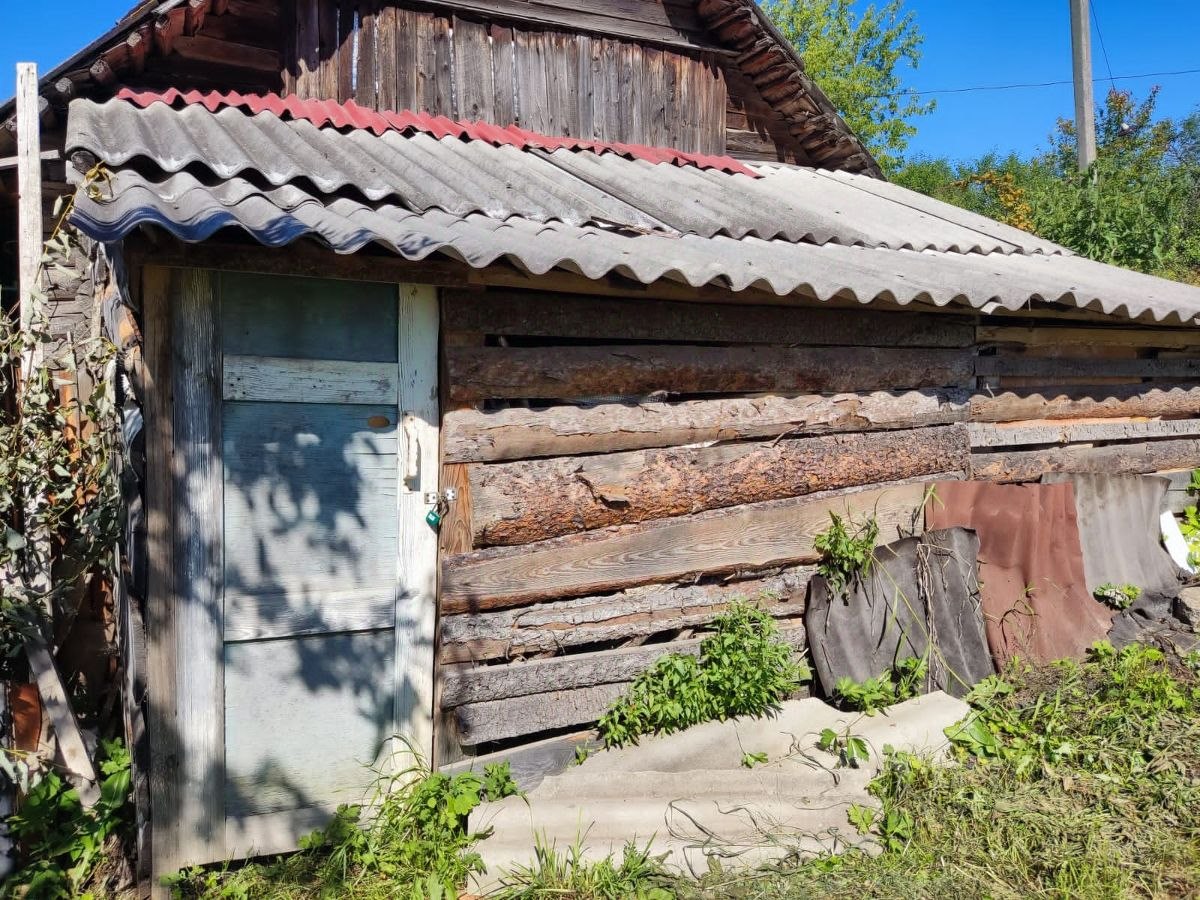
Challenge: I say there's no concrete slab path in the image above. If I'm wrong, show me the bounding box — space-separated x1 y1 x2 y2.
470 691 969 888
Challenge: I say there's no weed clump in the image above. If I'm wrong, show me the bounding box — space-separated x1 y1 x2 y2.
813 511 880 598
684 642 1200 900
495 835 673 900
1092 582 1141 610
597 601 810 749
166 746 519 899
832 656 928 715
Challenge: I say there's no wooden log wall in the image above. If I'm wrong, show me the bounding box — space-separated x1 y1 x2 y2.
436 286 1200 752
283 0 729 155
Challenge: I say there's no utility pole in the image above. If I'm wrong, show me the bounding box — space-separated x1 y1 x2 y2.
1069 0 1097 171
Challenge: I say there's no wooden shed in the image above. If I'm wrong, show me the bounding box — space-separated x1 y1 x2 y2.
5 0 1200 889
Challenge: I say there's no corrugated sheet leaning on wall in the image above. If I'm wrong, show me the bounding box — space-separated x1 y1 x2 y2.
926 481 1117 665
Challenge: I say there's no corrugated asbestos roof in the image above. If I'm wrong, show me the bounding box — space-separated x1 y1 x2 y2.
66 94 1200 324
114 88 760 177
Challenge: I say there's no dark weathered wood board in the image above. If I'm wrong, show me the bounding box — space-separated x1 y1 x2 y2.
441 290 975 346
441 566 812 662
976 356 1200 380
442 477 944 611
282 4 730 152
454 682 628 744
972 438 1200 483
470 424 971 545
441 624 806 706
447 345 976 401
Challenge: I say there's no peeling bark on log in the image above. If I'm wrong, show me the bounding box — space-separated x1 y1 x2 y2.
442 389 970 463
969 383 1200 423
471 424 971 546
442 289 975 347
447 345 975 401
440 568 813 663
442 477 945 612
972 438 1200 483
441 624 807 707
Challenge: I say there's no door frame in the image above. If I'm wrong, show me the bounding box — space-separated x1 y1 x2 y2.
143 267 440 886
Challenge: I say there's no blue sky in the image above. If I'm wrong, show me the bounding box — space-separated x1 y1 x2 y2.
3 1 1199 163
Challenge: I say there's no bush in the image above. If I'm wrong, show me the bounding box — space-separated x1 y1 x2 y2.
597 601 810 748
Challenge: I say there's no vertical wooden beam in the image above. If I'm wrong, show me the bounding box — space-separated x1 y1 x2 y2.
171 268 225 869
16 62 50 602
16 63 42 366
433 462 470 767
396 284 439 763
143 266 177 896
148 267 225 893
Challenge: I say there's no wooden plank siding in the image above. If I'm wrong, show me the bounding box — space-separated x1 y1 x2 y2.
283 2 730 153
427 281 1200 753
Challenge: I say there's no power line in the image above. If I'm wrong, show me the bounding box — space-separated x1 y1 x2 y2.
1089 1 1118 93
874 67 1200 99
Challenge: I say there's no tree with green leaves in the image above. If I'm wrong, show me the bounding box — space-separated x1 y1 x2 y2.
763 0 934 173
894 89 1200 282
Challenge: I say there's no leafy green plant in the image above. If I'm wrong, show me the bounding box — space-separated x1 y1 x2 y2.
833 655 928 715
167 745 519 899
817 727 869 769
597 601 810 748
891 656 928 702
814 511 880 597
495 834 672 900
5 739 131 898
740 751 769 769
1180 505 1200 568
846 803 876 835
833 675 894 715
0 190 121 668
1092 582 1142 610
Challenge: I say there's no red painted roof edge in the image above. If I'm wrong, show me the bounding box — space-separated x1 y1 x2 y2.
113 88 761 178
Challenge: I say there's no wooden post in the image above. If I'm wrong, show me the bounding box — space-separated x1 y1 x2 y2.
14 62 100 806
16 63 43 378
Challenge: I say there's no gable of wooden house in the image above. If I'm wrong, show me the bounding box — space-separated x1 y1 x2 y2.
5 0 1200 892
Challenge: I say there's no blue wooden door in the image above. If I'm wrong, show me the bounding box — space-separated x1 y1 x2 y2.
215 273 439 855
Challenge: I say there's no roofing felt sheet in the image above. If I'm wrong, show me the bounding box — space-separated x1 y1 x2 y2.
1042 473 1185 602
806 528 993 698
64 95 1200 324
926 481 1115 665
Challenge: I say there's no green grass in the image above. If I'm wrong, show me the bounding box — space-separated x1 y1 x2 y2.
680 642 1200 900
167 643 1200 900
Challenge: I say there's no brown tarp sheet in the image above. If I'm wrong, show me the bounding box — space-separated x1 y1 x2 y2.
806 528 993 698
926 481 1115 665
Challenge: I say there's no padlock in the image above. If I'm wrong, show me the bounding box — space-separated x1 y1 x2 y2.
425 506 442 530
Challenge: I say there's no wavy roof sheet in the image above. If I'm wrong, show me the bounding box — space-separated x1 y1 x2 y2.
66 94 1200 324
114 88 761 177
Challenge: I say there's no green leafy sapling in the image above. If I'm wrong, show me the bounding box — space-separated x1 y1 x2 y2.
814 510 880 597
